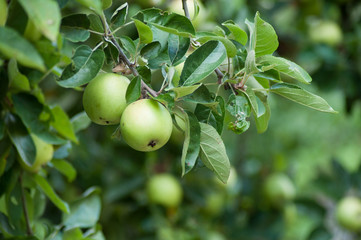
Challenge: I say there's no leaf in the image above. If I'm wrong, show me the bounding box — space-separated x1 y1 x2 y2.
226 94 251 134
270 83 337 113
196 34 237 57
33 174 70 213
58 45 105 88
245 50 260 75
62 190 101 229
132 9 195 37
246 12 278 57
199 123 230 183
137 66 151 84
254 69 281 86
133 19 153 44
0 0 8 26
18 0 61 42
61 14 90 43
253 93 270 133
171 84 201 100
168 34 190 65
125 76 141 104
0 26 45 71
50 106 78 143
111 3 128 29
71 111 91 133
8 59 30 92
102 0 112 9
51 159 76 182
5 113 36 166
180 41 227 86
258 55 312 84
179 111 200 176
76 0 102 15
12 93 66 144
222 20 248 45
183 85 217 107
63 228 84 240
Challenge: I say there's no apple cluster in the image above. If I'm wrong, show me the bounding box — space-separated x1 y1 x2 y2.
82 73 173 152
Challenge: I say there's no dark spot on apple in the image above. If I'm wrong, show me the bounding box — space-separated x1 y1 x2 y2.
105 121 109 124
148 140 157 148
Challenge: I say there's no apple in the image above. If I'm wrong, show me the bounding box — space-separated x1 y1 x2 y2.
204 192 225 216
169 111 186 145
83 73 129 125
120 99 173 152
308 20 343 46
336 196 361 232
20 134 54 173
264 173 296 207
147 173 183 208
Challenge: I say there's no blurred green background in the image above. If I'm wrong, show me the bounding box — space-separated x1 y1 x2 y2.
43 0 361 239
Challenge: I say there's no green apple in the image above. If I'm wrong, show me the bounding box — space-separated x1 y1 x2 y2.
336 196 361 231
83 73 129 125
120 99 173 152
147 173 183 208
204 192 225 216
264 173 296 207
20 134 54 173
308 20 343 46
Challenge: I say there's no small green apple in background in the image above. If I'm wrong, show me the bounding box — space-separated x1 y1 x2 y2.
264 173 296 207
147 173 183 208
120 99 173 152
20 134 54 173
308 20 343 46
336 196 361 232
82 73 129 125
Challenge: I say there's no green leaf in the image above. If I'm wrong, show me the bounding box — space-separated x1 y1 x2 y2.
258 55 312 84
58 45 105 88
222 20 248 45
254 99 270 133
62 189 101 229
8 59 30 92
0 26 45 71
63 228 84 240
102 0 112 9
5 0 27 34
0 0 8 26
132 8 195 37
168 34 190 65
137 66 151 84
111 3 128 29
180 41 226 86
12 93 66 144
183 85 216 107
171 84 201 100
71 111 91 133
51 159 76 182
50 106 78 143
76 0 102 15
133 19 153 44
61 14 90 43
5 113 36 166
179 111 200 176
125 76 141 104
199 123 230 183
226 94 251 134
34 174 70 214
246 12 278 57
244 50 260 75
18 0 61 42
270 83 337 113
254 69 281 86
88 13 104 32
140 42 161 60
196 34 237 58
35 39 62 69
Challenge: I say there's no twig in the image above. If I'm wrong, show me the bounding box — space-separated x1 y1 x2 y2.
99 14 158 97
19 171 33 236
215 68 224 84
182 0 191 20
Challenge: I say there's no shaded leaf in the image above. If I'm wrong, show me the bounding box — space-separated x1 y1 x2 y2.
51 159 76 182
76 0 102 15
8 59 30 92
111 3 128 29
199 123 230 183
168 34 190 65
171 84 201 100
71 111 91 133
226 94 250 134
0 0 7 26
126 76 141 104
61 14 90 43
50 105 78 143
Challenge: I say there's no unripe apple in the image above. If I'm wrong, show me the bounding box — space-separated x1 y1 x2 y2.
20 134 54 173
336 196 361 232
264 173 296 207
120 99 173 152
147 173 183 208
82 73 129 125
308 20 343 46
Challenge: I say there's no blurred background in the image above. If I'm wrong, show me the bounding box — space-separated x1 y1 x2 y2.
45 0 361 239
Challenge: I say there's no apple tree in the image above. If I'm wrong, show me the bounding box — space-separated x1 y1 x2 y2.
0 0 338 239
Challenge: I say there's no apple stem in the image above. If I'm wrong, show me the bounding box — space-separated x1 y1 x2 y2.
19 171 33 236
99 14 159 98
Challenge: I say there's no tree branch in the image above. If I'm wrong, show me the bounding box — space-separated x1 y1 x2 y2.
19 171 33 236
100 14 158 98
182 0 191 20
